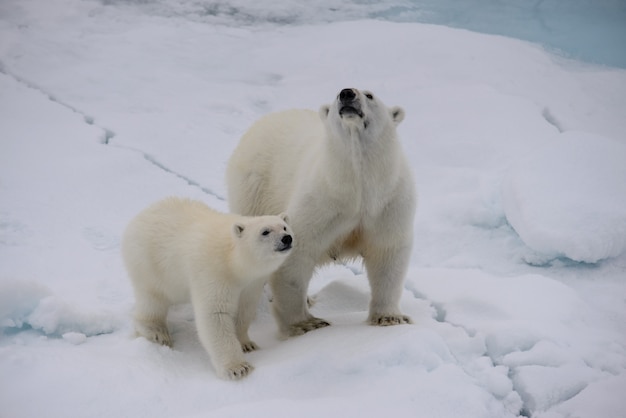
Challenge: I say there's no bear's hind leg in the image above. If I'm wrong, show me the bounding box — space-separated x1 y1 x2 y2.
133 293 172 346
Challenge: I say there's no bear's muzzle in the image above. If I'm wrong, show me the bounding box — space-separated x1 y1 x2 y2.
277 234 293 252
338 88 364 118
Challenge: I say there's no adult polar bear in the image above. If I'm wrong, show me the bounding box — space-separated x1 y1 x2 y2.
227 88 416 337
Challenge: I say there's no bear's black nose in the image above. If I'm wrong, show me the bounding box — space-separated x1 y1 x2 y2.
282 235 293 246
339 88 356 102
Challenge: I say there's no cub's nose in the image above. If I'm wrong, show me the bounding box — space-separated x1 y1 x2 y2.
339 88 356 102
282 235 293 246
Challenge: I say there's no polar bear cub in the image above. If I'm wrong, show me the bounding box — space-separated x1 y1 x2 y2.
227 88 416 337
122 197 293 380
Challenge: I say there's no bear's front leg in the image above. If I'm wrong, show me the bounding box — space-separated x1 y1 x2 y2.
270 256 330 337
364 244 413 326
191 291 253 380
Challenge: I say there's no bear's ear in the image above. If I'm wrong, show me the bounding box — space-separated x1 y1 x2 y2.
232 223 245 238
279 212 289 224
389 106 405 126
319 105 330 121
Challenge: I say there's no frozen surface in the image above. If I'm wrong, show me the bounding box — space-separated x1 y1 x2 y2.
502 131 626 264
1 1 626 418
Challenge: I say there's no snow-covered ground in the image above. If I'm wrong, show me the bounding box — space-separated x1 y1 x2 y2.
1 1 625 417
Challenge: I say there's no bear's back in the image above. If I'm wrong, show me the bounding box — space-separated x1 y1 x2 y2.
236 109 323 162
123 198 235 266
228 109 325 216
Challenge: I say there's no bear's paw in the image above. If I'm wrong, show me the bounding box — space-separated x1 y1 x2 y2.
288 317 331 336
240 341 259 353
222 361 254 380
136 323 173 347
369 314 413 327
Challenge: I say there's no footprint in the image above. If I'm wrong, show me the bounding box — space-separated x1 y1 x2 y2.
82 227 119 251
0 213 31 246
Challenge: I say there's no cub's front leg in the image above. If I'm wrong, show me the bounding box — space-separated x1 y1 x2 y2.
191 289 253 380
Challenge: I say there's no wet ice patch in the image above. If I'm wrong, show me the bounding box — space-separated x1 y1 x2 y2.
502 131 626 263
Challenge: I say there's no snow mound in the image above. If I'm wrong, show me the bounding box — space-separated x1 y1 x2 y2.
511 364 603 413
536 374 626 418
0 280 121 337
502 131 626 263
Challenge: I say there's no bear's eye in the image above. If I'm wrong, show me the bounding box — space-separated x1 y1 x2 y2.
261 229 270 236
364 92 374 100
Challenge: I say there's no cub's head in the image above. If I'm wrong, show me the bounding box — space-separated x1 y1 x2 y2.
319 88 405 137
232 213 294 275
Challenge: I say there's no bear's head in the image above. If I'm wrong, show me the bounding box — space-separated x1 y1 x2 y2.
231 213 294 277
319 88 405 138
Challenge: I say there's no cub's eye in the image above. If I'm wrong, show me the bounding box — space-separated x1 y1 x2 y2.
364 92 374 100
261 229 270 236
283 227 287 231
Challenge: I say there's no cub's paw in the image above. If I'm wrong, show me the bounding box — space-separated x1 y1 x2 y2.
221 362 254 380
136 323 172 347
369 314 413 326
241 341 259 353
288 317 331 336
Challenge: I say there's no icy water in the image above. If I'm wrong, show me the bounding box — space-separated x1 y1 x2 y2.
379 0 626 68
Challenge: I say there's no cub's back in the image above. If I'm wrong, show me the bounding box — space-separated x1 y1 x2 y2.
122 198 233 269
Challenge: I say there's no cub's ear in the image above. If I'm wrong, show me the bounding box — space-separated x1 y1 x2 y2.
389 106 405 126
319 105 330 121
232 223 245 238
279 212 289 224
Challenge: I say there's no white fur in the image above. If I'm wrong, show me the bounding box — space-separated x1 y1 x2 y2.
121 197 293 380
227 88 416 337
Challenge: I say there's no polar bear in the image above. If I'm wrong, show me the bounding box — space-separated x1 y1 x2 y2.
227 87 416 337
121 197 293 380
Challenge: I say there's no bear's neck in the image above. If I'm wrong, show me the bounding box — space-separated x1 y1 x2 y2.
322 126 402 204
229 247 279 283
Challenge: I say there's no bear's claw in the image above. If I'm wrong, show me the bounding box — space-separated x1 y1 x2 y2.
288 317 331 336
369 314 413 326
136 323 173 347
224 362 254 380
153 331 172 346
241 341 259 353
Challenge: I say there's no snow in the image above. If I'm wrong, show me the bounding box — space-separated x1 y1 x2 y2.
1 1 626 417
502 131 626 264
